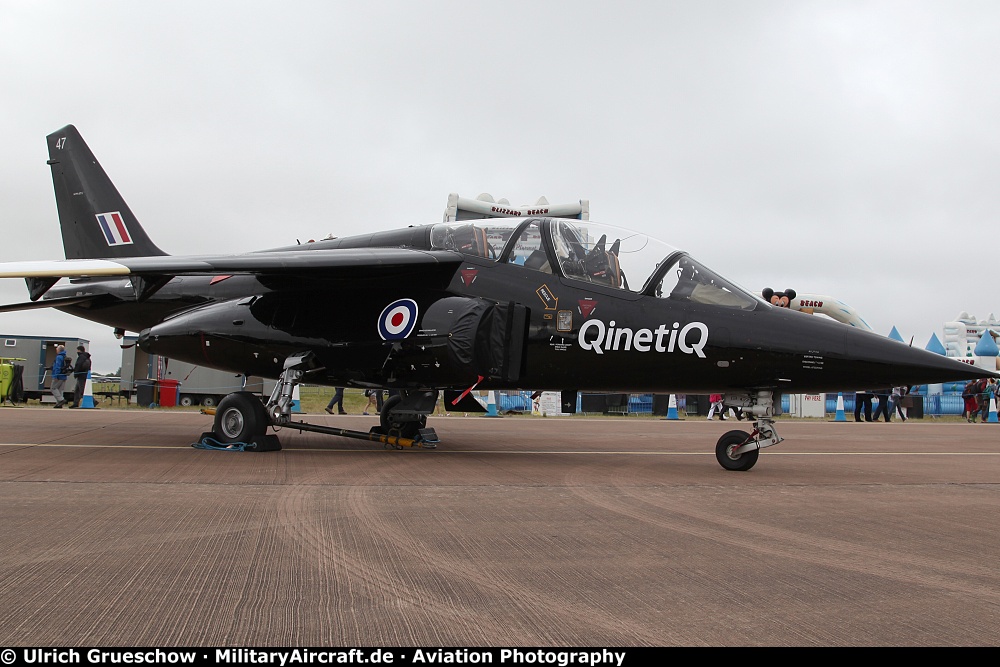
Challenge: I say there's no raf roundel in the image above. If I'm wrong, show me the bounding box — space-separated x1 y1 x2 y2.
378 299 419 340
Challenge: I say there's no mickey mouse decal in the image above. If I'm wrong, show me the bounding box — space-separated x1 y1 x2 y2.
762 287 796 308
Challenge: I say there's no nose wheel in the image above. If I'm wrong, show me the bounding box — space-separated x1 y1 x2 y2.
713 389 782 471
715 430 760 471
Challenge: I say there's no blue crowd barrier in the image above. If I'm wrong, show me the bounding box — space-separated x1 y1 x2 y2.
629 394 653 414
497 390 533 412
494 391 971 417
819 392 964 417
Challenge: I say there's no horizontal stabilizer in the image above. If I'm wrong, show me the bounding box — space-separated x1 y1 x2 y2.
0 294 98 313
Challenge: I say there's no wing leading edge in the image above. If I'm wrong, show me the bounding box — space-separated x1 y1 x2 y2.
0 247 465 309
0 247 463 279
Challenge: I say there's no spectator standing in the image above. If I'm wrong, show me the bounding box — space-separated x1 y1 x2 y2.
963 380 979 422
707 393 726 420
872 387 892 422
68 345 92 408
980 378 997 423
854 390 873 422
361 389 378 415
50 344 69 408
325 387 347 415
890 385 909 422
969 377 988 423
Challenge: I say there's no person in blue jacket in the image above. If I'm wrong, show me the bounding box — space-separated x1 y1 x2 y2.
51 344 69 408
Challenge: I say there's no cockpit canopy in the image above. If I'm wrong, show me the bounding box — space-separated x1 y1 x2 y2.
430 218 760 310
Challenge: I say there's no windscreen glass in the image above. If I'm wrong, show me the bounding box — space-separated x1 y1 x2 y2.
548 220 676 292
431 218 758 308
650 254 758 309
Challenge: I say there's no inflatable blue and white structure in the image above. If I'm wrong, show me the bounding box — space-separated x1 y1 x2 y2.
942 312 1000 371
907 313 1000 416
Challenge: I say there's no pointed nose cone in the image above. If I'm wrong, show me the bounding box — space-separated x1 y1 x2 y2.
846 327 996 387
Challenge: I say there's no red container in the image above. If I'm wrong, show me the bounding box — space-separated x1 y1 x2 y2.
158 379 180 407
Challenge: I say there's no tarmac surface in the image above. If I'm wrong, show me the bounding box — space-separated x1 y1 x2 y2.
1 407 999 647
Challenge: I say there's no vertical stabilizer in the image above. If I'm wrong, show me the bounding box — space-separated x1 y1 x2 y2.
46 125 167 259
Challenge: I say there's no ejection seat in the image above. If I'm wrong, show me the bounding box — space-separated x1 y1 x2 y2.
450 224 493 258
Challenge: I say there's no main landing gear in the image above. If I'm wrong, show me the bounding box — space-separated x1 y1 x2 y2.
379 390 439 443
714 390 784 471
212 391 275 449
203 352 439 451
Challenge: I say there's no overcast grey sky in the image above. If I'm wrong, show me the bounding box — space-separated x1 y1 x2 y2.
2 1 998 372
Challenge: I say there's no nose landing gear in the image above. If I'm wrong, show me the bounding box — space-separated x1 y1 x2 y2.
714 389 784 471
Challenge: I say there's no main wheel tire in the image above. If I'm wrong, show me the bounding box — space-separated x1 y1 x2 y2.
213 392 269 444
380 393 425 439
716 429 760 471
379 394 401 430
178 395 194 407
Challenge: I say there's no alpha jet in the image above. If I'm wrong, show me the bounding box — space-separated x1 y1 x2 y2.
0 125 992 471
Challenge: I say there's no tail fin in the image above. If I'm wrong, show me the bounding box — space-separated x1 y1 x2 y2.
46 125 167 259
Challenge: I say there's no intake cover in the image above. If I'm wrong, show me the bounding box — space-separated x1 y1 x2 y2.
389 296 526 385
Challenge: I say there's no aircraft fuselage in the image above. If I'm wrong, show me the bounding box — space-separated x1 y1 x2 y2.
52 249 970 396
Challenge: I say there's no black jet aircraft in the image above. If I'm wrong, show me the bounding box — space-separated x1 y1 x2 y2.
0 125 992 471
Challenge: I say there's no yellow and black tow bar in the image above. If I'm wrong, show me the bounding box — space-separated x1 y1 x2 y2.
282 419 435 449
199 409 437 449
